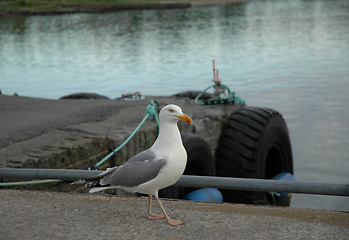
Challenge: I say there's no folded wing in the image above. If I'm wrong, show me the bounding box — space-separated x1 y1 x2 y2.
84 149 167 192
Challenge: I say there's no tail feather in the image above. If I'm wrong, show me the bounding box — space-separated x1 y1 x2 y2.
85 166 118 181
71 179 86 185
71 179 100 188
71 166 118 190
85 181 101 188
89 186 116 193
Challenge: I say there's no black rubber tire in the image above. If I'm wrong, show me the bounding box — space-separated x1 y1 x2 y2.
181 133 215 177
215 107 293 205
60 92 109 99
159 133 214 199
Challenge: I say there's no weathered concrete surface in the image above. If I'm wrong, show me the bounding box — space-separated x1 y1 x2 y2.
1 190 348 240
0 94 232 170
1 0 256 16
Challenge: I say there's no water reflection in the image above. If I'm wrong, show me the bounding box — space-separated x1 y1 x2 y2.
0 0 348 211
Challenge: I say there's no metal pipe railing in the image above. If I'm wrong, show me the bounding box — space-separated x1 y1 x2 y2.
0 168 348 196
176 175 349 196
0 168 101 181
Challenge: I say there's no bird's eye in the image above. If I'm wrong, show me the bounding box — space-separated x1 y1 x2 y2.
169 109 174 113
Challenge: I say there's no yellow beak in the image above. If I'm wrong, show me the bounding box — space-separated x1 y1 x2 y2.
177 114 193 124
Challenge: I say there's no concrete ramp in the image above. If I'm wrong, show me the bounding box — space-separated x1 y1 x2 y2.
1 190 348 240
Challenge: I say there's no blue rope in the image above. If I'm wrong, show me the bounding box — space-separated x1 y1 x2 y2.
268 192 281 204
146 100 160 132
90 100 159 170
194 83 245 106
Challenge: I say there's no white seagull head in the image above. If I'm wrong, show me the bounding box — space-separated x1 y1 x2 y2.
159 104 192 124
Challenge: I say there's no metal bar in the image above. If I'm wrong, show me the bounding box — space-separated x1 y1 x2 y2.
0 168 348 196
0 168 102 181
175 175 349 196
0 179 61 187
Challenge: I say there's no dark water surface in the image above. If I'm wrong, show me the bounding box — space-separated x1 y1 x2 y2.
1 0 348 211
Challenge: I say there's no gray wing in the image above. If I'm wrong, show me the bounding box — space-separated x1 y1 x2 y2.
126 149 157 163
84 149 155 182
99 149 166 187
100 160 166 187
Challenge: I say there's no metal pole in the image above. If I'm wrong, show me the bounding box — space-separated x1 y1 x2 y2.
0 168 102 181
175 175 349 197
0 168 348 196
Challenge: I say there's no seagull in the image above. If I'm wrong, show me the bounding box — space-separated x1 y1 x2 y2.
75 104 192 226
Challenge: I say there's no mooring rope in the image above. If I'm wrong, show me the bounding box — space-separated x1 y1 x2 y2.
194 83 245 106
195 60 245 106
89 100 160 170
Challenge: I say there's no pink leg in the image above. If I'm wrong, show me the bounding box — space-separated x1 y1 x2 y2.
147 195 165 220
155 197 184 226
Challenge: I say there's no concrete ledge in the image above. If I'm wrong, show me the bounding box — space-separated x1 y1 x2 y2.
3 2 191 16
1 190 348 239
0 95 231 170
1 0 256 16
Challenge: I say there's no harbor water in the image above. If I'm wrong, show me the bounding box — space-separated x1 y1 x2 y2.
0 0 348 211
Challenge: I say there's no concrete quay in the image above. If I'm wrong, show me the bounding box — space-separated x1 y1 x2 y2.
1 189 348 240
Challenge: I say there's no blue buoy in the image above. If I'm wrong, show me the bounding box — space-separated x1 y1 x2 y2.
272 172 295 199
183 188 223 203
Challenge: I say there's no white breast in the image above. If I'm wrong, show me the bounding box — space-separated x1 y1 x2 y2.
130 145 186 196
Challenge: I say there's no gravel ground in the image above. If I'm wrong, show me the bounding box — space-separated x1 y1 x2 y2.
1 190 348 240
